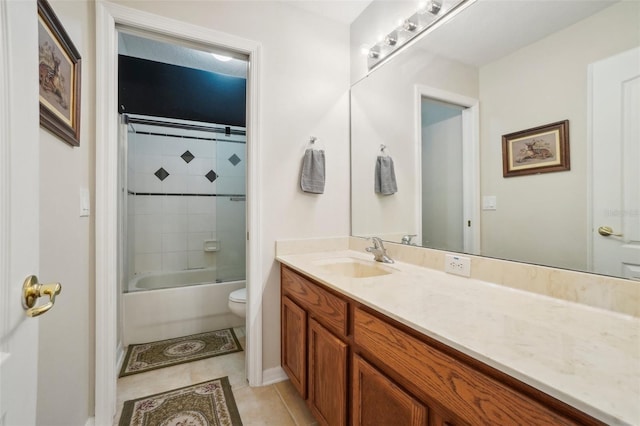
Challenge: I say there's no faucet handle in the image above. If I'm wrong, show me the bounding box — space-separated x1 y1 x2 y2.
401 234 417 245
369 236 385 248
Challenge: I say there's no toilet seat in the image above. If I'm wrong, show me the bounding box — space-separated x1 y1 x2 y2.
229 288 246 303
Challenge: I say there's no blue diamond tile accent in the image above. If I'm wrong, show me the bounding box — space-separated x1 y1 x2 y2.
205 170 218 183
181 150 195 163
154 167 169 181
228 154 241 166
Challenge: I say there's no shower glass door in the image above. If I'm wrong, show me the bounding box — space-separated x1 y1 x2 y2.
215 132 246 283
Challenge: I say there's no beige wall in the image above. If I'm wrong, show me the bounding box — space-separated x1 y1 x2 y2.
479 1 640 269
37 0 96 424
36 0 350 423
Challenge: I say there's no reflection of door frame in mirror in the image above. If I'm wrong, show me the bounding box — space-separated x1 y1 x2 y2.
588 47 640 278
414 85 480 254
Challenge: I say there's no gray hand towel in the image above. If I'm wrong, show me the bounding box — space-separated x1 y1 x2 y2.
375 155 397 195
300 149 325 194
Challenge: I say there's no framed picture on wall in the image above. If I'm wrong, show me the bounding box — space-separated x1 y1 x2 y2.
38 0 81 147
502 120 570 177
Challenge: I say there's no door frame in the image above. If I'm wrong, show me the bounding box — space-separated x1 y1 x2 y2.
95 2 263 424
0 0 10 339
414 85 480 254
587 47 640 276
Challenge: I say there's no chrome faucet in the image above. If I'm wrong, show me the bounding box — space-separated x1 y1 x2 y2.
366 237 394 264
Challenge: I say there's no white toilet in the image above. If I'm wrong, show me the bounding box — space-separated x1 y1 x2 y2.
228 287 247 318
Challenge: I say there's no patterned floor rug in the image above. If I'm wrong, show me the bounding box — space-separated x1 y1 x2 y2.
120 329 243 377
119 376 243 426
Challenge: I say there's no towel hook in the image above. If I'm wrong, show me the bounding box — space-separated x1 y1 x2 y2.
307 136 322 150
380 144 389 156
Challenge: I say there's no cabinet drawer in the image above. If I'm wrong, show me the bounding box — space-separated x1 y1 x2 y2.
353 307 590 426
281 266 348 337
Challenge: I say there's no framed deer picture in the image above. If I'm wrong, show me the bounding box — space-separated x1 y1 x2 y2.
502 120 570 177
38 0 81 147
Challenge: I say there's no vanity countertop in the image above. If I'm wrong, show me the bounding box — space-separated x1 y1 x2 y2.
276 249 640 426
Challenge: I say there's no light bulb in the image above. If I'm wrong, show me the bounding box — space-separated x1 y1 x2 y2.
212 53 232 62
426 0 442 15
384 35 397 46
403 19 417 31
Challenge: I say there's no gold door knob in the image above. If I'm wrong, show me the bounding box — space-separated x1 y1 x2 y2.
598 226 623 237
22 275 62 317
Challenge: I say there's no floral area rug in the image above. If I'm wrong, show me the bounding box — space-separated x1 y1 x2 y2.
119 329 243 377
119 377 243 426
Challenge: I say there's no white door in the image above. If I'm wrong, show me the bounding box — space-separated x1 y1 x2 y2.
591 47 640 279
0 0 42 424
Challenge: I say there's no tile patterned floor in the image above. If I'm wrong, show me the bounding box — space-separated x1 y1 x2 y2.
114 328 317 425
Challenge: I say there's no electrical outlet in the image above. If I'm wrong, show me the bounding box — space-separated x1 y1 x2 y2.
445 254 471 277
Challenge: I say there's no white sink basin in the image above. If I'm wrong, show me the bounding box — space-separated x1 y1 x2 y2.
314 257 395 278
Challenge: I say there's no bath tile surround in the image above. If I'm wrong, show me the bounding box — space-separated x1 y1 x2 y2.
126 120 246 278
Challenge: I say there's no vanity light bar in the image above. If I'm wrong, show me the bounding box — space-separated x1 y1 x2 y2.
366 0 476 71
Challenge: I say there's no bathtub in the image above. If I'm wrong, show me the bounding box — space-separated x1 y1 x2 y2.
122 268 245 345
130 268 226 291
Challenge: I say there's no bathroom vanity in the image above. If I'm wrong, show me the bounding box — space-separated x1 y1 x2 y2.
276 241 639 426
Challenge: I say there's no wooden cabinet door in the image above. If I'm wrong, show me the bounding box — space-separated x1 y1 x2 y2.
353 354 428 426
308 318 348 426
429 410 457 426
282 296 307 398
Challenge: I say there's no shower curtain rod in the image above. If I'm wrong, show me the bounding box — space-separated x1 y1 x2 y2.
123 114 246 136
127 190 246 198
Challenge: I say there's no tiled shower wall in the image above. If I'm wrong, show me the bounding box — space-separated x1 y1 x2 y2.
126 120 246 277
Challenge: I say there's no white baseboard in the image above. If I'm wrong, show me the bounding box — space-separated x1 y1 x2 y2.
261 366 288 386
85 417 95 426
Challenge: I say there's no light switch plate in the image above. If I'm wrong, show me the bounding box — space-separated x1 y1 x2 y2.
482 195 497 210
80 188 90 217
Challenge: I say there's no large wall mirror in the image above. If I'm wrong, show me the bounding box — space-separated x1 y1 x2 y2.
350 0 640 280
